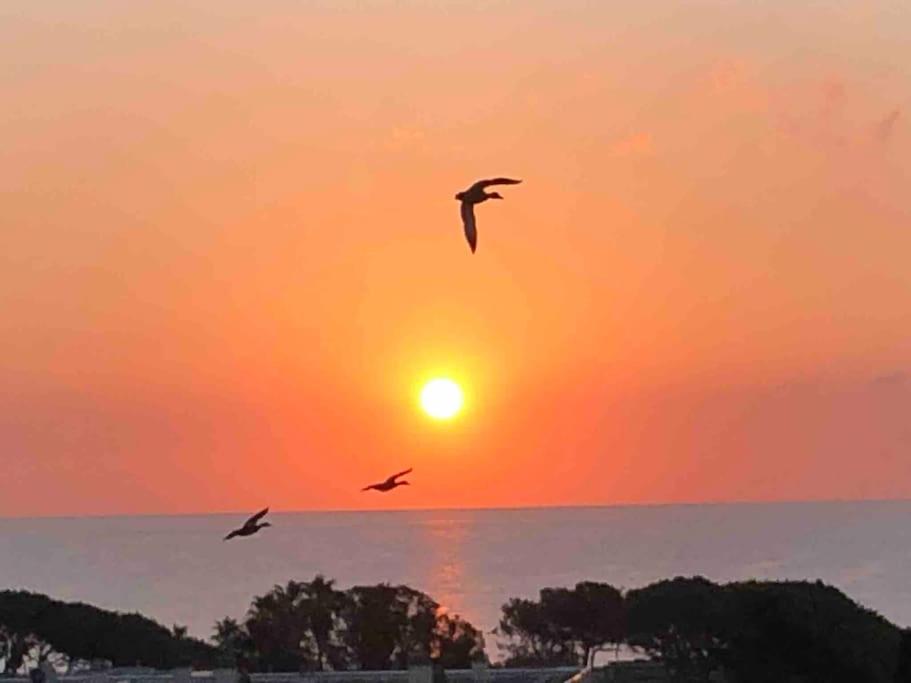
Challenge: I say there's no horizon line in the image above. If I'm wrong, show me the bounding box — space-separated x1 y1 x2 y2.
2 495 909 522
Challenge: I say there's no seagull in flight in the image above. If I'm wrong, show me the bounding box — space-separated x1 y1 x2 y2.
362 468 413 493
455 178 522 253
223 507 271 541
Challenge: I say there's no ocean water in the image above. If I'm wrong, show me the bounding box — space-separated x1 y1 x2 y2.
1 501 909 655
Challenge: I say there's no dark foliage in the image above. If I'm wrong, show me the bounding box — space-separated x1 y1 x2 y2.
895 629 911 683
722 580 901 683
0 591 217 673
626 576 727 682
497 581 624 667
214 576 484 672
501 577 904 682
212 618 252 671
3 576 904 680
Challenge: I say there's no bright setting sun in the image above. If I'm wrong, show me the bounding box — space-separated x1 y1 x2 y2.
419 378 464 420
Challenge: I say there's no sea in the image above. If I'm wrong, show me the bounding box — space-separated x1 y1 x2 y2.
1 501 909 656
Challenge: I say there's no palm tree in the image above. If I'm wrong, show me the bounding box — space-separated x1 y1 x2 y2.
301 575 347 671
245 581 312 672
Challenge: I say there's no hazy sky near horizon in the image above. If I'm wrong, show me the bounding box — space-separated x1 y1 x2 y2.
2 1 910 516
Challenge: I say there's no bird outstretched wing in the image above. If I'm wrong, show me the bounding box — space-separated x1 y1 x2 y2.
470 178 522 192
461 202 477 253
391 467 413 481
244 507 269 528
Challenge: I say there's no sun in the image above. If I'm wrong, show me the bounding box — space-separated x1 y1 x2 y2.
419 378 464 420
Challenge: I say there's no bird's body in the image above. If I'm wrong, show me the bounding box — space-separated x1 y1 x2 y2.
362 468 412 493
455 178 522 253
224 507 271 540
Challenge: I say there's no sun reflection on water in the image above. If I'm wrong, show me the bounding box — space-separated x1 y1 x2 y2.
420 515 472 621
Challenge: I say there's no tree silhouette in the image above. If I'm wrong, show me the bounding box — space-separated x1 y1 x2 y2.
0 591 216 671
213 618 253 669
4 577 904 678
342 584 439 670
894 629 911 683
497 582 624 667
244 580 314 671
300 575 347 671
626 576 727 682
722 580 901 683
216 577 483 672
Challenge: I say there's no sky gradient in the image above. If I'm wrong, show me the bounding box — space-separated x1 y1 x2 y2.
2 0 910 516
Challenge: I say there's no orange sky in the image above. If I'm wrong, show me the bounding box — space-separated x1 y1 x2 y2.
2 1 910 516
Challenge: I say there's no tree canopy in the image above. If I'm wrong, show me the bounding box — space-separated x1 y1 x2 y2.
498 577 904 682
721 580 901 683
0 591 217 674
626 576 727 682
2 576 905 681
497 581 624 667
214 575 484 672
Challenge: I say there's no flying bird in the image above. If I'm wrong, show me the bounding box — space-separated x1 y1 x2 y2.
223 507 271 541
362 468 413 493
455 178 522 253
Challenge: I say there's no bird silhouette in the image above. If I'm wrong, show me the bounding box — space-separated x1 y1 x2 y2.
455 178 522 253
223 507 271 540
362 468 412 493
